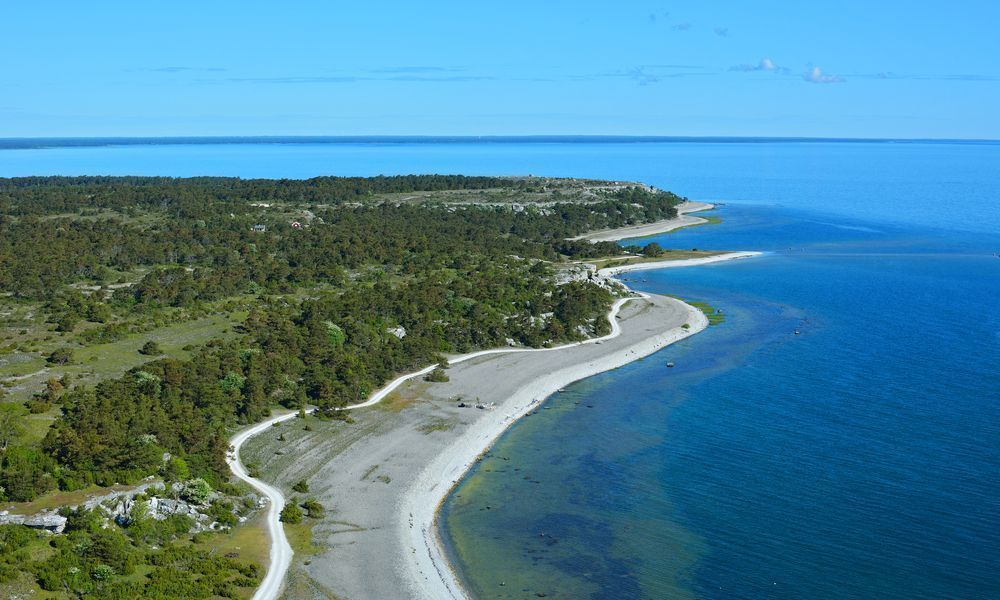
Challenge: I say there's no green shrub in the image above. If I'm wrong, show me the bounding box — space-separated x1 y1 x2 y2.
180 478 212 504
301 498 325 519
279 501 303 524
46 347 74 365
424 367 449 383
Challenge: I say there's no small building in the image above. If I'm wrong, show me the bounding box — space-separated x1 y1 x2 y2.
250 224 266 233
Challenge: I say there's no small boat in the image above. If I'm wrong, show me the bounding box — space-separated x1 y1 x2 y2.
794 330 800 335
666 362 675 368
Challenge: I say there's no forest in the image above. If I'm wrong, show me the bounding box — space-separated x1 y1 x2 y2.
0 175 682 597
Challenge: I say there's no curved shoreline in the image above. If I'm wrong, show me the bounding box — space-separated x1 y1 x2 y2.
229 292 655 600
569 200 716 242
231 252 758 600
402 251 758 599
227 292 647 600
403 294 704 599
598 250 763 276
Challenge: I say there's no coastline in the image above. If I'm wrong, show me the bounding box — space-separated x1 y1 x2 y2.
228 291 675 599
598 250 763 276
230 238 756 598
404 294 704 600
404 252 758 600
569 200 715 242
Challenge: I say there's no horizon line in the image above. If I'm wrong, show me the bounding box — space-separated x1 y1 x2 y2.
2 135 999 149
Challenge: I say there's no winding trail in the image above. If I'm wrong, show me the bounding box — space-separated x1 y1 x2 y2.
228 251 759 600
227 295 638 600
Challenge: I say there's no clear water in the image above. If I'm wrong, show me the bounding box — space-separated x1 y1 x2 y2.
443 208 1000 599
3 140 998 598
2 139 999 233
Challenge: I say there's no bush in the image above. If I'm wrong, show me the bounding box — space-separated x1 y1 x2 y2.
46 347 74 365
206 500 238 527
424 367 449 383
162 456 190 482
218 372 246 394
279 501 303 524
292 480 309 493
139 340 162 355
301 498 325 519
91 564 115 581
180 478 212 504
641 242 664 256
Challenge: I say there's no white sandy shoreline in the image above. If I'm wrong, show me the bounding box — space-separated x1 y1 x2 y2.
404 251 760 600
569 200 716 242
598 250 763 277
404 295 702 599
231 252 759 597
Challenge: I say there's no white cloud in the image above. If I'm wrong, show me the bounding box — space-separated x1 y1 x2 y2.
731 57 785 73
802 66 844 84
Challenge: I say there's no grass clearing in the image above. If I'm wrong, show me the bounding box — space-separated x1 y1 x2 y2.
681 299 726 325
285 519 322 556
2 312 243 404
19 409 58 445
0 354 46 378
3 481 158 516
202 510 271 572
375 390 419 413
72 313 239 368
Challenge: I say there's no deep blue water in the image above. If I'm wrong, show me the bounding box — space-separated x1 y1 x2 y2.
3 140 998 598
2 139 999 234
443 206 1000 599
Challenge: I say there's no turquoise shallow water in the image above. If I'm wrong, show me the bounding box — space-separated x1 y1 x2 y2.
3 139 999 598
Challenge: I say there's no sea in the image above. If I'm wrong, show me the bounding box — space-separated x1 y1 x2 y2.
2 138 998 599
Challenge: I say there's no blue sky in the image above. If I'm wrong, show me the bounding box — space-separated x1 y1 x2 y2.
3 1 999 138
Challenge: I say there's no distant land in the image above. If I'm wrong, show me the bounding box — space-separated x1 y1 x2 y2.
2 136 999 150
